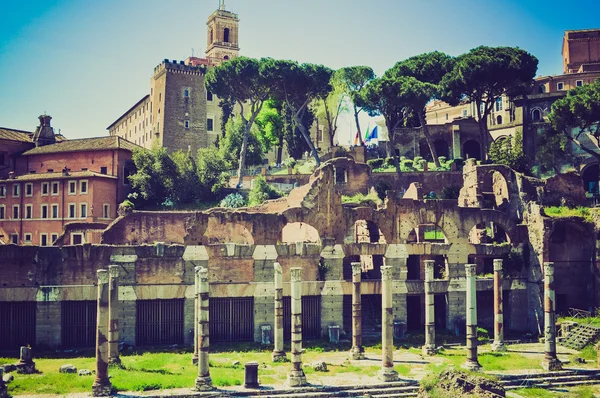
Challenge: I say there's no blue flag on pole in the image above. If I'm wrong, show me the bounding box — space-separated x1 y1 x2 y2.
367 125 378 141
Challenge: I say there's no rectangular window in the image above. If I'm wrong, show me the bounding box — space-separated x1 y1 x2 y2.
68 181 77 195
557 82 564 91
40 233 48 247
495 97 503 112
51 204 59 219
51 182 59 196
207 118 214 132
80 203 87 218
576 80 583 87
24 233 32 243
317 128 323 143
80 180 88 194
184 120 190 129
123 167 131 185
206 90 213 101
25 204 32 219
183 88 189 98
0 205 5 220
10 234 18 244
71 233 84 245
462 109 468 118
12 184 20 197
103 204 110 219
100 167 108 175
68 203 76 219
41 204 49 219
0 185 6 197
25 183 33 197
12 205 19 219
41 182 49 196
51 233 59 244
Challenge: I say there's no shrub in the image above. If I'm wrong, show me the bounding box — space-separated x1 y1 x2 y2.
413 156 423 163
399 156 407 161
283 158 297 168
385 157 396 167
401 159 414 171
438 156 447 164
118 199 135 216
248 175 282 206
366 158 384 169
220 193 247 208
416 159 427 169
477 327 489 340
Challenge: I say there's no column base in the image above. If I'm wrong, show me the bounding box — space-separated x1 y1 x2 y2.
194 375 214 391
541 357 562 371
491 341 507 352
287 369 308 387
92 381 112 397
191 354 198 365
272 350 288 362
422 344 438 356
461 360 482 372
378 367 399 382
16 361 36 374
349 346 365 360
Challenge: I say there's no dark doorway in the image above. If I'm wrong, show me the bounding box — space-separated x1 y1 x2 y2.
136 299 184 346
342 294 383 336
0 302 36 350
582 164 599 194
210 297 254 342
434 139 450 159
463 140 481 160
476 291 494 330
61 301 96 348
283 296 321 340
407 295 422 331
434 294 447 330
407 255 421 280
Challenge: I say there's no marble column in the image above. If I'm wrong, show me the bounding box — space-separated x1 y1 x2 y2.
350 262 365 360
462 264 481 371
192 266 199 365
92 269 112 396
288 267 307 387
379 265 398 381
108 265 120 365
492 259 506 352
272 262 287 362
541 262 562 371
195 266 213 391
422 260 437 356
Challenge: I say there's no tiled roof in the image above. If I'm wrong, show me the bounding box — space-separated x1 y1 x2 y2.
0 127 33 143
22 136 140 156
0 170 117 183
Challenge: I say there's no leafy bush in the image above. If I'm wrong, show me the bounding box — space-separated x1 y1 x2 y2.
401 159 414 169
477 327 489 340
489 132 529 173
341 191 382 207
386 157 397 166
220 193 247 208
413 156 423 163
283 157 297 168
366 158 384 168
248 175 282 206
118 199 135 216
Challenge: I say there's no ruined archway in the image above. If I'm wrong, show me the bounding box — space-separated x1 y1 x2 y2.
468 222 510 245
203 219 254 245
463 139 481 160
407 224 447 243
581 163 599 194
344 220 386 244
281 222 320 244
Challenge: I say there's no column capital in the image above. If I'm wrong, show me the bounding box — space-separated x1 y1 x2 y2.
291 267 302 282
196 266 208 282
493 259 503 272
274 262 282 274
424 260 435 272
544 262 554 276
351 262 362 276
97 269 109 284
464 264 476 277
381 265 393 281
108 265 120 278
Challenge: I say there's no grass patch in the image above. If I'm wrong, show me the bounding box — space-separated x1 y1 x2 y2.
477 352 540 371
544 206 596 223
512 387 556 397
341 192 382 207
557 316 600 328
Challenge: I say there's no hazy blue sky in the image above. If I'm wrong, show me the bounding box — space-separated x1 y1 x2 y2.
1 0 599 141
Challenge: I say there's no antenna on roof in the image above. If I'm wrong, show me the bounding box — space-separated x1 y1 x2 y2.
191 48 195 57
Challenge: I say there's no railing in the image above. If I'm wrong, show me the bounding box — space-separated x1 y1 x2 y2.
210 297 254 342
0 302 36 350
61 301 96 348
136 299 184 346
283 296 321 340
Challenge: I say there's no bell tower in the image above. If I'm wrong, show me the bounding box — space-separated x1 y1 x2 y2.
206 1 240 64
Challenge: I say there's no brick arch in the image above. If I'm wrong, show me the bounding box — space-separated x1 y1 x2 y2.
398 207 461 244
281 222 321 243
458 209 521 244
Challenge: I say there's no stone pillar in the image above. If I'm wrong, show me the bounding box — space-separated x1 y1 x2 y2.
350 262 365 360
16 346 36 374
288 267 307 387
462 264 481 371
541 262 562 371
492 259 506 352
272 262 287 362
92 269 112 396
108 265 120 365
195 266 213 391
423 260 437 356
192 266 199 365
379 266 398 381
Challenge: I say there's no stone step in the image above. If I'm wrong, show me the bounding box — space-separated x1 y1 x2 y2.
505 379 600 390
494 370 600 381
501 374 600 387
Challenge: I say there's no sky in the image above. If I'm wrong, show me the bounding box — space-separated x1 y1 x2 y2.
1 0 600 143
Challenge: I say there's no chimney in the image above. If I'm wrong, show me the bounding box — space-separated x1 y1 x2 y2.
32 114 57 147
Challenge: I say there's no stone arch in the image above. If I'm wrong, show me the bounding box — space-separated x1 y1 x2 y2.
281 222 320 243
467 221 510 244
399 207 460 244
203 219 254 245
581 162 599 194
531 107 542 122
344 220 386 244
460 209 519 244
463 139 481 160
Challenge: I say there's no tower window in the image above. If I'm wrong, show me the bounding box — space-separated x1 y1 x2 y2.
210 29 213 44
495 97 503 112
557 82 564 91
496 115 503 125
207 118 214 132
532 109 541 122
184 89 189 98
184 120 190 129
576 80 583 87
224 55 229 60
207 91 213 101
224 28 230 43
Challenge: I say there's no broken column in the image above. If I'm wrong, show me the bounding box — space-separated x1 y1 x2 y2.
379 265 398 381
350 262 365 360
108 265 120 365
92 269 112 396
462 264 481 371
272 262 286 362
492 259 506 352
541 262 562 371
16 346 36 374
192 266 199 365
195 266 213 390
422 260 437 356
288 267 307 387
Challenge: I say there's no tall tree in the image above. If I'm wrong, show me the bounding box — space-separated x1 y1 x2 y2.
355 76 408 173
441 46 538 159
336 66 375 146
282 101 313 160
313 79 346 148
219 116 264 168
206 57 271 187
254 98 285 164
128 146 178 207
263 59 332 166
549 79 600 163
171 150 201 204
385 52 455 168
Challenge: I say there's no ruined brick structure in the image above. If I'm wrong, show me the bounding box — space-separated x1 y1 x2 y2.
1 156 596 352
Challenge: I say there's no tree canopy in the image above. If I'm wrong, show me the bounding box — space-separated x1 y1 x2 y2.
336 66 375 145
219 116 264 168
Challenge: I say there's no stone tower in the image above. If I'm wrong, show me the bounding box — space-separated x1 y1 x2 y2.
205 0 240 64
32 114 56 147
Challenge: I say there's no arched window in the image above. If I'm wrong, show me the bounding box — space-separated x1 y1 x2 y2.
532 109 541 122
224 55 229 60
224 28 230 43
496 115 503 125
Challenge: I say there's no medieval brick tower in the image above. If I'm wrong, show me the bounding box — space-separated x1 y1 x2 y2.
205 1 240 64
